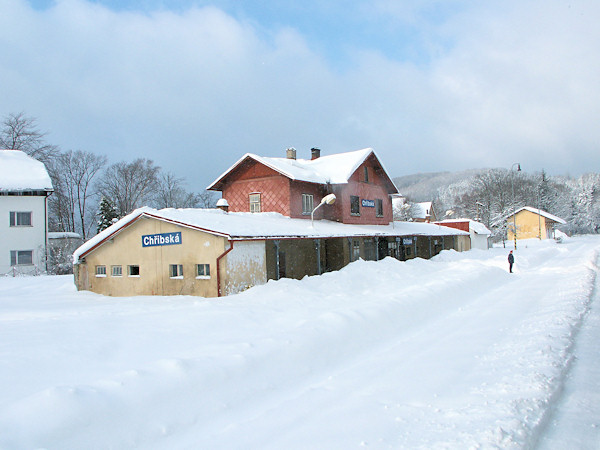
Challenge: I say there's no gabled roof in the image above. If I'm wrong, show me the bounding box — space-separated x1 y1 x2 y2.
413 202 434 219
73 206 468 263
207 148 398 193
0 150 53 192
511 206 566 224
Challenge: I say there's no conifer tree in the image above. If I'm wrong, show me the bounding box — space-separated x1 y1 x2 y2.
97 197 119 233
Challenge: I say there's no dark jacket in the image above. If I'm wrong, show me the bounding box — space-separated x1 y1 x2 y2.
508 253 514 264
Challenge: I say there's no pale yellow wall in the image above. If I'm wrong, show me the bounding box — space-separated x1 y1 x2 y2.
222 240 268 295
507 210 549 241
75 217 232 297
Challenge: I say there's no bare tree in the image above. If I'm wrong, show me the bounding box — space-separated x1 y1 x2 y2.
99 158 160 216
48 150 107 239
0 112 59 164
154 172 201 209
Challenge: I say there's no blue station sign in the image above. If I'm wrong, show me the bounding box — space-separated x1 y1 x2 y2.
361 199 375 207
142 232 182 247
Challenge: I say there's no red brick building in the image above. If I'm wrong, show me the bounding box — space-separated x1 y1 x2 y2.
207 147 398 225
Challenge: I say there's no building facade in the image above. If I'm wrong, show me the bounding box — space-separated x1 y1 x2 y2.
73 148 470 297
0 150 53 275
506 207 566 241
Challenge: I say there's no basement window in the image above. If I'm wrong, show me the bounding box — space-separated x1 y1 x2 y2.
196 264 211 279
170 264 183 279
128 265 140 277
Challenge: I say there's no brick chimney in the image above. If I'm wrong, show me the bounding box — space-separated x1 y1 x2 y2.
286 147 297 160
311 147 321 160
216 198 229 212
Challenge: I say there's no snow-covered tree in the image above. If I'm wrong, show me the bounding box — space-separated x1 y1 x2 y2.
97 197 119 233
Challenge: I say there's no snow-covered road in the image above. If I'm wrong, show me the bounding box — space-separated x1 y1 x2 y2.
0 236 598 449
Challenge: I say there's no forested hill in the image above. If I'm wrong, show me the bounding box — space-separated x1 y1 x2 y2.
393 169 487 202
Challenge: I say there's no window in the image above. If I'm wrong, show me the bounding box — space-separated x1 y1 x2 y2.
350 195 360 216
10 250 33 266
363 166 369 183
128 265 140 277
9 211 32 227
364 239 376 261
249 193 261 213
170 264 183 278
302 194 314 215
95 265 107 277
196 264 211 278
376 199 384 217
111 265 122 277
352 240 360 261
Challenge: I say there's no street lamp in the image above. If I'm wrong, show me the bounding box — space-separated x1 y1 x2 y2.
511 163 521 249
311 193 336 227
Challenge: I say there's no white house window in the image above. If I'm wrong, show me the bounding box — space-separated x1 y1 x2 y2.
302 194 314 215
128 265 140 277
249 193 261 213
170 264 183 278
9 211 32 227
10 250 33 266
95 265 107 277
111 265 122 277
376 199 384 217
196 264 211 279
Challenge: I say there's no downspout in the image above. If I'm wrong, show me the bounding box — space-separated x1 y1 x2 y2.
44 191 52 273
216 239 234 297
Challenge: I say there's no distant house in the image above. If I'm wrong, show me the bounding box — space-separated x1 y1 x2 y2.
506 207 566 241
435 219 491 250
412 201 437 223
0 150 53 275
73 147 470 297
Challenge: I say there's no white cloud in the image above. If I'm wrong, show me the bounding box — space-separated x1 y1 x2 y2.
1 0 598 191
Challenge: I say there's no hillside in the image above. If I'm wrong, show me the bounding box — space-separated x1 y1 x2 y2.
1 237 599 448
393 168 487 201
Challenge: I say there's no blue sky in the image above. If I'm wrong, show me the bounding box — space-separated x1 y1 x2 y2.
2 0 599 192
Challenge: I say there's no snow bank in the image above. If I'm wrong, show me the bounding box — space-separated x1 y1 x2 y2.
1 236 599 448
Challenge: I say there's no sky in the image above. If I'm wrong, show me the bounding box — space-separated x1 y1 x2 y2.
1 0 599 192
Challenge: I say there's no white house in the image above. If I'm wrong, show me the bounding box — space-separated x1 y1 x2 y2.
0 150 53 275
435 219 492 250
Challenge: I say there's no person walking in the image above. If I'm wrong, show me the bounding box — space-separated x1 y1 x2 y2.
508 250 514 273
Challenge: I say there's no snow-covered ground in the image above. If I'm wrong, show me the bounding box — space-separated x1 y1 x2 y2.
1 236 599 449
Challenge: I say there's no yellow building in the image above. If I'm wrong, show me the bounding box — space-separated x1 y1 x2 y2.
73 207 470 298
506 206 566 241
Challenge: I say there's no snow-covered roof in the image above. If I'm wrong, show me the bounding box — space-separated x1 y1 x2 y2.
436 219 492 235
0 150 53 192
413 202 433 219
513 207 566 224
73 206 468 263
207 148 398 192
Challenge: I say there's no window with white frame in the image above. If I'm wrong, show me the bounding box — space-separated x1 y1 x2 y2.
95 265 107 276
128 265 140 277
10 250 33 266
352 240 360 261
302 194 314 215
196 264 210 278
170 264 183 278
249 193 261 213
9 211 32 227
111 265 122 277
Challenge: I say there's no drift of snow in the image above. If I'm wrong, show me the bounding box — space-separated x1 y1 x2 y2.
1 236 599 449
